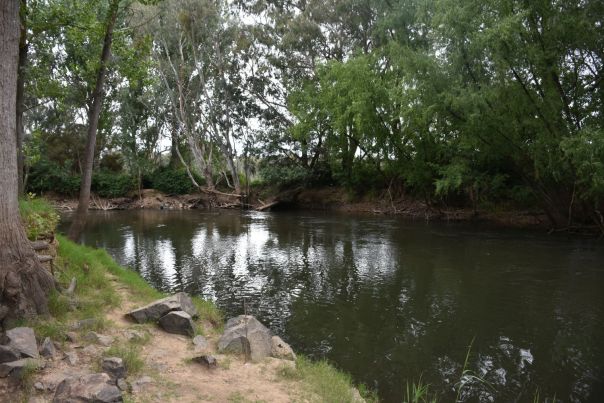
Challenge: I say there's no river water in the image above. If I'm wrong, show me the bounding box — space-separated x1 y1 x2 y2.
63 209 604 402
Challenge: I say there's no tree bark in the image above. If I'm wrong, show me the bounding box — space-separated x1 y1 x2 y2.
16 0 27 195
0 0 54 328
68 0 119 241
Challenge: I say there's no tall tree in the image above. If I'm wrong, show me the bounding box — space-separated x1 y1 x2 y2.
68 0 120 241
0 0 54 328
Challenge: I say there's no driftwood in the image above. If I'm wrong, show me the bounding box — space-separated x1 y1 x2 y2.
255 187 304 211
198 187 243 198
256 201 280 211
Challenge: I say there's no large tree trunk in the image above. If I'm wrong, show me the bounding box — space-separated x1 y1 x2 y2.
68 0 119 241
16 0 27 195
0 0 54 328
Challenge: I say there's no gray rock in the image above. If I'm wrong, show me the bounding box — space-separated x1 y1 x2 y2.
126 292 198 323
82 345 99 355
131 375 153 393
0 358 41 378
65 332 78 343
351 387 366 403
85 331 114 347
34 381 45 391
158 311 194 337
0 345 20 363
2 327 39 359
192 335 209 351
102 357 126 380
192 355 217 369
271 335 296 361
123 330 145 342
40 337 56 358
218 315 272 362
64 351 78 366
53 373 122 403
70 318 98 331
116 378 128 391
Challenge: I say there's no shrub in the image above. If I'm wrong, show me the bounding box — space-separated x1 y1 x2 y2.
27 159 80 196
150 167 198 195
92 171 135 198
19 197 60 240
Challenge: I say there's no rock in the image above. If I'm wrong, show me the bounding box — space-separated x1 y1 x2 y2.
218 315 272 362
0 358 41 378
351 387 366 402
158 311 194 337
271 336 296 361
65 332 78 343
53 373 122 403
82 345 99 355
116 378 129 392
70 318 98 331
2 327 39 359
85 331 114 347
64 351 78 366
126 292 198 323
192 335 209 351
34 381 45 391
40 337 56 358
123 330 145 342
131 376 153 393
0 345 20 363
102 357 126 380
192 355 217 369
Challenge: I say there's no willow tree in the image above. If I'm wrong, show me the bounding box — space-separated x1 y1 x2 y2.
0 0 54 328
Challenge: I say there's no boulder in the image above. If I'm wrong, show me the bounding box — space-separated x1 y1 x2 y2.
116 378 129 392
102 357 126 380
158 311 194 336
53 373 122 403
65 332 78 343
126 292 197 324
192 335 209 352
0 345 20 363
85 332 114 347
218 315 272 362
64 351 78 366
0 358 41 378
271 336 296 361
192 355 217 369
2 327 39 359
40 337 56 358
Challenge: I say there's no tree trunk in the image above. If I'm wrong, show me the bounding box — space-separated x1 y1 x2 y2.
0 0 54 328
16 0 27 195
68 0 119 241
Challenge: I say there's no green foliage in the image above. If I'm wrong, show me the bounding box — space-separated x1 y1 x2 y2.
27 159 81 196
104 344 144 375
19 197 60 240
92 170 135 198
150 167 198 195
258 160 312 188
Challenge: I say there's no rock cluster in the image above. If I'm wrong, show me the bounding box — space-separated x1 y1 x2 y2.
0 327 43 378
126 292 197 336
218 315 295 362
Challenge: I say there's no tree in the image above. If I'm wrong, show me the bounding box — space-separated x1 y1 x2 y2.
0 0 54 328
68 0 120 241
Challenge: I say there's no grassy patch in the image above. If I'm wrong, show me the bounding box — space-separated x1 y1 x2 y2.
104 343 145 375
19 196 60 240
277 356 377 403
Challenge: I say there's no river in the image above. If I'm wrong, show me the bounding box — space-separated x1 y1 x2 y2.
61 209 604 402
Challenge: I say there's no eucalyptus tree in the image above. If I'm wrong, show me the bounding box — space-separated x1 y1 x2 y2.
0 0 55 328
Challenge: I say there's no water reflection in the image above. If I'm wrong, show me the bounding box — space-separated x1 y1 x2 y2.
63 210 604 402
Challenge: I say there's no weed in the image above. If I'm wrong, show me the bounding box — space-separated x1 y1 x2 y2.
104 344 144 375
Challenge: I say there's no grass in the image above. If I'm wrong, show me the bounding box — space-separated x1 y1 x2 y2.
404 377 438 403
103 343 145 375
277 356 378 403
19 195 60 240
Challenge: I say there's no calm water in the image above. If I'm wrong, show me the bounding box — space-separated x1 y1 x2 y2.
62 210 604 402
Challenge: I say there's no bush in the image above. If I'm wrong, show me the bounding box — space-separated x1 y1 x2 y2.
27 159 81 196
150 167 198 195
92 171 135 198
19 197 60 240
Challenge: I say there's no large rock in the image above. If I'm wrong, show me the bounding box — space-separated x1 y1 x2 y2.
85 331 114 347
40 337 56 358
192 335 209 352
218 315 272 362
2 327 39 359
102 357 126 380
126 292 197 324
53 373 122 403
271 336 296 361
158 311 194 336
0 358 42 378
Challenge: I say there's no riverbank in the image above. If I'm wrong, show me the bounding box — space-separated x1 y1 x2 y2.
44 185 549 230
1 200 375 402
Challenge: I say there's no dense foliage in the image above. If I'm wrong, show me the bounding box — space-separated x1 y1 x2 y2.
17 0 603 231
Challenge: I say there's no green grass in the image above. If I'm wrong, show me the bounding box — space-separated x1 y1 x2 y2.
19 196 60 240
278 356 377 402
404 378 438 403
104 343 145 375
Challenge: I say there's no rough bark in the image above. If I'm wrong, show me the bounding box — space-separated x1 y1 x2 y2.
67 0 119 241
0 0 54 328
16 0 27 195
